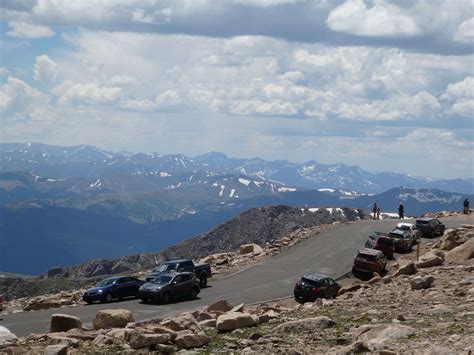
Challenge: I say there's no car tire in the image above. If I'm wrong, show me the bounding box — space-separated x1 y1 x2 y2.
86 300 93 305
189 287 198 300
430 230 435 238
104 293 113 303
199 275 208 288
161 292 171 305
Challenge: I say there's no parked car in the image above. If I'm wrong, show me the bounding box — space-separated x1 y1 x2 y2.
83 276 145 304
393 222 421 243
415 218 446 238
139 272 200 304
146 259 212 288
294 273 340 303
365 232 395 259
352 248 387 275
388 229 415 253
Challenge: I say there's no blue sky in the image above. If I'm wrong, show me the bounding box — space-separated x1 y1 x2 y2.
0 0 473 179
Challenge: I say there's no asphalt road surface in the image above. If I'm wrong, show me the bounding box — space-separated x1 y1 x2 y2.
2 217 471 336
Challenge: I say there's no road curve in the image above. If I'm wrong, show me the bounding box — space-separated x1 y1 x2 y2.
2 217 471 336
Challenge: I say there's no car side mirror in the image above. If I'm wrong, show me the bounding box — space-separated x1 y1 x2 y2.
172 281 177 285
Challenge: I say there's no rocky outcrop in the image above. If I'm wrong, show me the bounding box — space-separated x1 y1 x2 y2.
240 243 263 255
446 238 474 263
393 262 417 276
274 316 336 332
92 309 134 330
175 331 210 349
125 330 171 350
50 314 82 333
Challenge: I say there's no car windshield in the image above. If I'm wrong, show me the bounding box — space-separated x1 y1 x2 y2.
398 225 410 231
152 275 173 284
378 238 392 245
96 278 117 287
357 253 376 261
416 220 429 225
389 233 402 239
154 263 177 272
301 278 318 286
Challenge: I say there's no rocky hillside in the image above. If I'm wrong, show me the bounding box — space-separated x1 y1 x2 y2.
38 206 365 281
1 223 472 353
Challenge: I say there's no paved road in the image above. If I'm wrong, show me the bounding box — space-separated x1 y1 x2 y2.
2 217 471 336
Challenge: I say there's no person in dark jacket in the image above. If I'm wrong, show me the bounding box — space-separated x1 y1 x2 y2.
464 198 470 214
398 203 404 219
372 203 378 220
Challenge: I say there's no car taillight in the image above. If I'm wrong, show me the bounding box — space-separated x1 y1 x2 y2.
312 287 321 293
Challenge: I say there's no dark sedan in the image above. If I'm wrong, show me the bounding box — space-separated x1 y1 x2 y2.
83 276 145 304
139 272 200 304
294 273 340 303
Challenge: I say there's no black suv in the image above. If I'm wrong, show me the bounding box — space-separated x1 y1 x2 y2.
139 272 200 304
294 273 340 303
415 218 445 238
83 276 145 304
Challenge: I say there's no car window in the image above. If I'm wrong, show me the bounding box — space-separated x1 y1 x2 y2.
152 275 172 284
173 275 183 283
301 278 318 287
328 279 336 285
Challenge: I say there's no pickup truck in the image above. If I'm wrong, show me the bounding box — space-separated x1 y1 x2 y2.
146 259 212 288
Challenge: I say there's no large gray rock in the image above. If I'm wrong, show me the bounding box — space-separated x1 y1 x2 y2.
44 343 68 355
354 324 415 350
175 331 210 349
160 314 201 333
337 284 361 296
239 243 263 255
206 299 233 313
410 275 435 290
416 255 444 268
92 309 134 330
125 330 171 350
0 328 17 350
446 239 474 263
274 316 336 333
50 314 83 333
216 312 259 332
393 262 417 277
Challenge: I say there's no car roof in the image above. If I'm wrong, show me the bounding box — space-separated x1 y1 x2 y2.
389 229 407 236
302 272 328 281
397 223 414 227
358 248 382 256
416 217 435 222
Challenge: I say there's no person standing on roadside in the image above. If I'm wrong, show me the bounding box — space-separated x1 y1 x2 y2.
372 203 378 220
376 206 381 220
464 198 470 214
398 203 404 219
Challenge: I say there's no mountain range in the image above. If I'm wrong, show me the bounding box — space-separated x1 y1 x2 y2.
0 142 472 275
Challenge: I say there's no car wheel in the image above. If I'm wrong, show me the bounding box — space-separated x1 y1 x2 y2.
189 287 198 300
430 230 435 238
161 292 171 305
199 275 208 288
86 300 93 305
104 293 113 303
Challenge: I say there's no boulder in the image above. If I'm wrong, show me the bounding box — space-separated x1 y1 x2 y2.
230 303 245 312
393 262 417 277
0 327 17 350
160 314 201 333
416 255 444 268
433 229 459 250
239 243 263 255
44 344 68 355
216 312 259 332
125 330 171 350
338 284 361 296
410 275 435 290
354 324 415 350
92 334 114 346
199 319 217 328
446 239 474 263
175 332 210 349
144 325 177 340
50 314 83 333
258 310 279 324
106 328 135 344
274 316 336 333
206 299 233 313
92 309 134 330
46 334 79 348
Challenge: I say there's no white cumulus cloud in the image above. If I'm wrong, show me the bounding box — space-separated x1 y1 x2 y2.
52 81 122 105
7 21 55 38
33 55 58 84
454 17 474 43
326 0 420 37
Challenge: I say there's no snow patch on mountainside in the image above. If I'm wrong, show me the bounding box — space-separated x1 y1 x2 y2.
278 187 296 192
399 191 462 203
239 178 251 186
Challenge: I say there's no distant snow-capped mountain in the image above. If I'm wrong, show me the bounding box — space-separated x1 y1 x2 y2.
1 143 472 194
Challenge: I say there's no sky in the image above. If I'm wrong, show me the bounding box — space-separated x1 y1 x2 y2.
0 0 473 179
